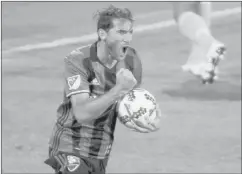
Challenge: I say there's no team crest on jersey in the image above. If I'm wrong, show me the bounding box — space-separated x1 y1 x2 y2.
67 75 81 90
66 155 81 172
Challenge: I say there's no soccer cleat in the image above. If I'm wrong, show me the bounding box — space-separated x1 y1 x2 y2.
182 42 226 84
202 42 226 84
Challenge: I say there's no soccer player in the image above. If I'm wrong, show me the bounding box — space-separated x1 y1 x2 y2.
172 2 226 84
44 5 160 174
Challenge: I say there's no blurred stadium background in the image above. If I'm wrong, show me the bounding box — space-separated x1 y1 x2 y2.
1 1 241 173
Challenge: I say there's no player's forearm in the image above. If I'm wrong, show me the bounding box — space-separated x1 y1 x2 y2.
74 86 122 122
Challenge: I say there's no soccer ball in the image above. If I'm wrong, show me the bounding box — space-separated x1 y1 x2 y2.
117 88 160 132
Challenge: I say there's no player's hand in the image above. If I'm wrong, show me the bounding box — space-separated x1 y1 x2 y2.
133 104 163 133
116 68 137 95
151 104 164 130
130 124 152 133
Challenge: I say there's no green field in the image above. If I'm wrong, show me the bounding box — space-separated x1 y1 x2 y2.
2 2 241 173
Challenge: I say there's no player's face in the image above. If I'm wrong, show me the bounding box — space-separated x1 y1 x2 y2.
105 18 133 61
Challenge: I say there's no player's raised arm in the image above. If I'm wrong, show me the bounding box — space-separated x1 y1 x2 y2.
116 48 143 88
71 72 137 123
65 52 136 123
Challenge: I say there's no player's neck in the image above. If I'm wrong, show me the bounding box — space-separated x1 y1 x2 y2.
97 41 117 69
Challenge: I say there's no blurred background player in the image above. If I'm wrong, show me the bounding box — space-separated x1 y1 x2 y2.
172 2 226 84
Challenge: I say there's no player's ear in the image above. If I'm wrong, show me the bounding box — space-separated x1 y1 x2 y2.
98 29 107 41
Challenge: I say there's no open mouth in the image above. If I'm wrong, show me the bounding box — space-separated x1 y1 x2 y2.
121 46 128 55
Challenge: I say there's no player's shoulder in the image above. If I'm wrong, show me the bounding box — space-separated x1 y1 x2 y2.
127 46 138 57
65 44 92 63
126 46 141 64
124 46 142 70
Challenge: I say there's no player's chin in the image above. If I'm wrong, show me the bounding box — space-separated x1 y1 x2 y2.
117 55 126 61
117 46 128 60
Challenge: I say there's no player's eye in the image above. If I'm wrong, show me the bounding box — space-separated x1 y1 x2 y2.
118 30 128 35
129 29 133 34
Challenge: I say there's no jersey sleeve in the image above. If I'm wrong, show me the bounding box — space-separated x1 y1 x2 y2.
64 51 90 98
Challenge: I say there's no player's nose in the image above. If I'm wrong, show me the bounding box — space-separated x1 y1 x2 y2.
123 33 132 43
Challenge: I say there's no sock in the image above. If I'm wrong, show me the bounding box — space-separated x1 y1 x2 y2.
177 12 215 51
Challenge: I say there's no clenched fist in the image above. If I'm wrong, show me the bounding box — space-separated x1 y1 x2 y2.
116 68 137 95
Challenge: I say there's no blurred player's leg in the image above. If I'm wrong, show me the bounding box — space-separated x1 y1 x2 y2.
172 2 226 84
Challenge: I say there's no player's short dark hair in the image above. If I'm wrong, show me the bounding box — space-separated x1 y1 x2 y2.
94 5 134 32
